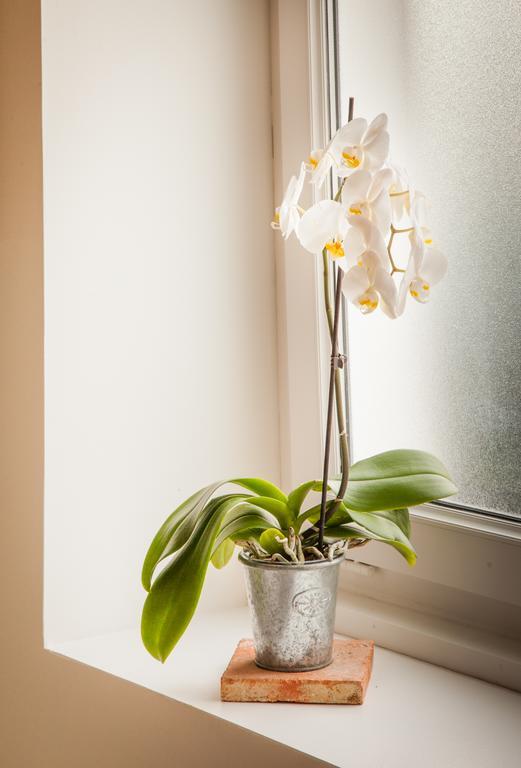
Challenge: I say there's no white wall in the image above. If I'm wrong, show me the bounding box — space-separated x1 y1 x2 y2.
43 0 279 644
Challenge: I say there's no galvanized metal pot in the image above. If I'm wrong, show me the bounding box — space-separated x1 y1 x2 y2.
240 552 343 672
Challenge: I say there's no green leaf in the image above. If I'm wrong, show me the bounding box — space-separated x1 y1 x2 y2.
287 480 319 520
141 482 222 591
372 508 411 538
211 538 235 569
325 519 417 566
295 497 353 532
165 493 246 561
141 496 243 662
213 508 277 551
232 478 287 504
325 500 353 527
142 476 285 591
337 449 457 512
246 496 291 528
259 528 287 555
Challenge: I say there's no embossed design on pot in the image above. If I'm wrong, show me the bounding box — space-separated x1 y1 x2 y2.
292 587 331 617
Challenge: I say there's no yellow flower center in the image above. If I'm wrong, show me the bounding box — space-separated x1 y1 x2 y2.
409 278 430 303
342 152 361 168
358 289 379 314
349 206 362 215
424 238 433 245
308 155 318 169
325 240 345 259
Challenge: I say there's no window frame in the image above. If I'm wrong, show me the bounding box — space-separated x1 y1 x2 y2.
271 0 521 690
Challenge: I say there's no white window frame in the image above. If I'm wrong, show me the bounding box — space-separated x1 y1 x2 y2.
271 0 521 691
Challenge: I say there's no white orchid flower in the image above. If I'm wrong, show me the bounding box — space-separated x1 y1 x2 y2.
342 248 397 318
411 190 435 245
297 200 348 258
397 229 448 313
271 162 306 239
336 215 397 318
341 168 393 233
306 148 324 172
311 114 389 188
340 213 389 271
336 113 390 177
388 164 411 223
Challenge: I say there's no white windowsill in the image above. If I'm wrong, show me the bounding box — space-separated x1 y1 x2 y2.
50 605 521 768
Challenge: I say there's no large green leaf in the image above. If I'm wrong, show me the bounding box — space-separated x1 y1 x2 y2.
245 496 291 528
141 482 222 591
371 508 411 538
142 477 284 591
232 478 287 504
212 507 277 551
211 538 235 569
325 518 416 566
287 480 319 520
141 496 243 662
164 493 247 563
333 449 457 512
295 496 354 532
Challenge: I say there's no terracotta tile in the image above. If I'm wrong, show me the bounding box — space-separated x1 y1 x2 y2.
221 638 374 704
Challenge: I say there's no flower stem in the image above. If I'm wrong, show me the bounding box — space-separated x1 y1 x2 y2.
387 225 411 274
317 97 355 551
318 265 350 549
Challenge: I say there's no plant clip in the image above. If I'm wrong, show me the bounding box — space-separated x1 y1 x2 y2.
331 353 347 370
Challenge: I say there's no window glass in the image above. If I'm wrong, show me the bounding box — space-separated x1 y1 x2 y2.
337 0 521 518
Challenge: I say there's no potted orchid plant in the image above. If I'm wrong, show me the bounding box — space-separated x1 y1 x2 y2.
140 103 456 670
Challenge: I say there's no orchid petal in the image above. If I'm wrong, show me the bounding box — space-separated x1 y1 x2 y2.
421 246 448 286
373 266 398 318
311 151 334 188
369 168 393 200
409 230 425 272
342 265 371 303
292 162 306 203
366 222 389 266
347 213 373 243
343 224 366 267
369 188 392 234
332 118 367 151
283 208 301 240
360 249 382 273
297 200 344 253
364 113 388 143
277 165 307 238
397 251 417 316
341 169 372 208
411 190 429 228
363 130 390 170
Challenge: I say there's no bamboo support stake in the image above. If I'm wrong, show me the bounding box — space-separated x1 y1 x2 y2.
317 96 354 551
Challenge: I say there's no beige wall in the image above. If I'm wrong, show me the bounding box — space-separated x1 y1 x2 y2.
42 0 282 645
0 1 327 765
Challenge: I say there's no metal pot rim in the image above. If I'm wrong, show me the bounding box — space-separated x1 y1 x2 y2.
238 550 344 571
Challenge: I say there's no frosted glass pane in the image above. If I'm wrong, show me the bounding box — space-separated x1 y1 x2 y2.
337 0 521 517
